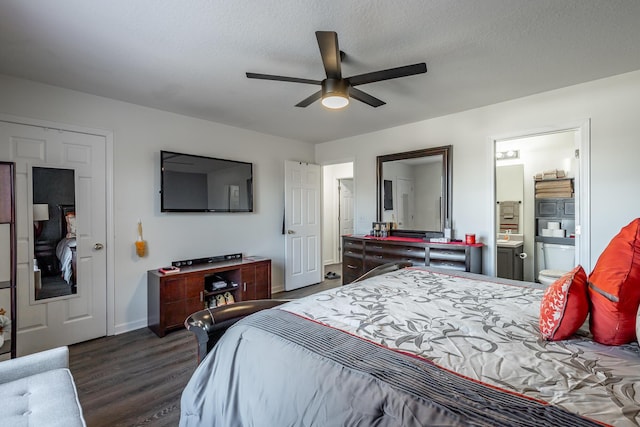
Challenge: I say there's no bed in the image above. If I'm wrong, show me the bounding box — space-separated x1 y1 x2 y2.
55 204 77 287
179 266 640 427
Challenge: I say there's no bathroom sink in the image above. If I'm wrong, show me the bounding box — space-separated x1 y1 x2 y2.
497 239 524 247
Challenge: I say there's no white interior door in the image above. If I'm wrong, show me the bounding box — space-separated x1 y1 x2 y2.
396 178 415 229
338 178 354 247
0 121 107 355
284 161 321 291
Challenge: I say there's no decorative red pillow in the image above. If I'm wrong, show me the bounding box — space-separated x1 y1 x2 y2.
588 218 640 345
637 305 640 346
539 265 589 340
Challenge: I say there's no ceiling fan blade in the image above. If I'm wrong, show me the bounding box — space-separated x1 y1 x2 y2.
348 63 427 86
349 87 386 108
246 72 321 85
295 90 322 107
316 31 342 79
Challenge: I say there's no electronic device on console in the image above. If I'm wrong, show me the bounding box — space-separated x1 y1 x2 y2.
171 253 242 268
204 274 229 291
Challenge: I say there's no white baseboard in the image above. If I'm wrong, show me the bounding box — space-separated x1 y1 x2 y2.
114 318 148 335
272 283 285 294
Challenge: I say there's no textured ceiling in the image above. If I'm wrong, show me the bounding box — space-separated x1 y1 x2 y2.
1 1 640 143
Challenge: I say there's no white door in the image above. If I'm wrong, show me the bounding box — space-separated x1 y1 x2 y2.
0 121 107 355
396 178 415 229
338 179 354 258
284 161 321 291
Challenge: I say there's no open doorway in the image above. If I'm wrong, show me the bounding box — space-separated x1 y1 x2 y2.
492 122 590 283
322 162 354 267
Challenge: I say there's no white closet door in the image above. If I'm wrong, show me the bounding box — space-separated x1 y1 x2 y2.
0 121 107 355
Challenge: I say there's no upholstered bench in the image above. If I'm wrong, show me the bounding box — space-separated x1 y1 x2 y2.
0 346 86 426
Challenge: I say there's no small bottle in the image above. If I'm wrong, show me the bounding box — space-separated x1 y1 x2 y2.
444 219 452 240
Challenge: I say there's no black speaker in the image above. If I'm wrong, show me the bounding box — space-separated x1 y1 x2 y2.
172 253 242 268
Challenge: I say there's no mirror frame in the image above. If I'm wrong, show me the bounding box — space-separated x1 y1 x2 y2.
376 145 452 238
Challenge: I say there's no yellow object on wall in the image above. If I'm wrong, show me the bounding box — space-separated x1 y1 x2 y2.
136 220 147 257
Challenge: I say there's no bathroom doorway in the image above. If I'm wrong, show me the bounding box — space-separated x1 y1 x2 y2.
321 162 354 267
493 122 591 282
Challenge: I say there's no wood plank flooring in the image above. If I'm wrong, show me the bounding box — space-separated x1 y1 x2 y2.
69 327 197 427
68 264 341 426
272 263 343 299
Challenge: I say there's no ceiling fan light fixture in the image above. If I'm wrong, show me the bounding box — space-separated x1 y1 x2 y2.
321 79 349 109
322 94 349 109
246 31 427 109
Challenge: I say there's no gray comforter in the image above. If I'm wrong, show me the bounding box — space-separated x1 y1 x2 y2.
180 308 602 427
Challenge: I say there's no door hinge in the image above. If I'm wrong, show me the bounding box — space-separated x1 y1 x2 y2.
575 149 580 159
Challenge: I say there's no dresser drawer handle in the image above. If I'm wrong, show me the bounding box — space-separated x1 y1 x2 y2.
372 245 383 249
374 255 383 259
347 264 359 269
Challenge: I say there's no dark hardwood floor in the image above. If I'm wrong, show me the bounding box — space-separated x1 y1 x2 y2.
273 263 343 299
70 327 197 427
69 263 342 426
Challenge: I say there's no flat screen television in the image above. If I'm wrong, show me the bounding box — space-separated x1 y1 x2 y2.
160 150 253 212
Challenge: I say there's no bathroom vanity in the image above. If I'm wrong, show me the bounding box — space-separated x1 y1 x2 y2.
496 239 524 281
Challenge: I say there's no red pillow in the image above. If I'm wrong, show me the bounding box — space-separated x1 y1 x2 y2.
539 266 589 341
588 218 640 345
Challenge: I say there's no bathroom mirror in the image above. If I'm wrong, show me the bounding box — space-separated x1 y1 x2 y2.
377 145 452 237
32 167 77 300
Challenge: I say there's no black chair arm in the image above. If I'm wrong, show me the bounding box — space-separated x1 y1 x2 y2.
185 299 292 363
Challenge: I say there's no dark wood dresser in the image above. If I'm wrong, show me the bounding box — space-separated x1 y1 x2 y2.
342 235 483 284
147 257 271 337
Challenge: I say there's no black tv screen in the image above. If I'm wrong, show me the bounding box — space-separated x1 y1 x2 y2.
161 151 253 212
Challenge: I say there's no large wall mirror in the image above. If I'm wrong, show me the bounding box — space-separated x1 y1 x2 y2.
377 145 452 237
32 166 77 301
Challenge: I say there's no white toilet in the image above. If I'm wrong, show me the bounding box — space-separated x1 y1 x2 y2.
537 243 575 286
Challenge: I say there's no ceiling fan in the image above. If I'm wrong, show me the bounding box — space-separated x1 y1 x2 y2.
246 31 427 109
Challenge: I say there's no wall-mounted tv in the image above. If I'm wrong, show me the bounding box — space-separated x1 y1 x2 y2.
160 150 253 212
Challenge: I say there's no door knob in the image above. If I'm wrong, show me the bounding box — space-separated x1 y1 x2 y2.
94 243 104 250
287 230 295 234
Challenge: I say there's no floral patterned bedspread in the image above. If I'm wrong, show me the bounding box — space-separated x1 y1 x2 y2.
280 267 640 426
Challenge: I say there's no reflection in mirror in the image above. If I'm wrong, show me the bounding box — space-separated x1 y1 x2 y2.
377 146 452 237
32 167 77 300
496 165 524 234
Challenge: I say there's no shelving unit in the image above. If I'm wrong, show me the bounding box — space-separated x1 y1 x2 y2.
0 162 16 359
534 178 575 246
534 178 575 280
